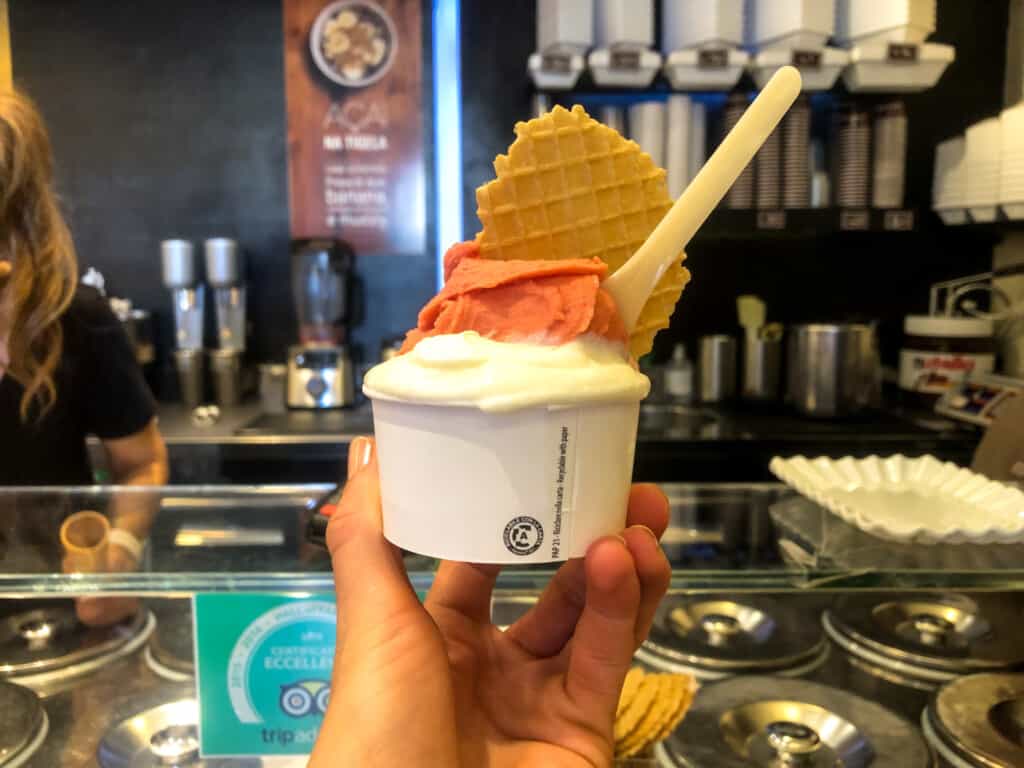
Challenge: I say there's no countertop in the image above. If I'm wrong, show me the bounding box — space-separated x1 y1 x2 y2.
148 400 977 447
98 399 980 484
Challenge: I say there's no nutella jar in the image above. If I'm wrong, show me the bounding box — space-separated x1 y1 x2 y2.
899 316 995 407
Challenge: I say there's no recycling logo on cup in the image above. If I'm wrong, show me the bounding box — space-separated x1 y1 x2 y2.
504 516 544 556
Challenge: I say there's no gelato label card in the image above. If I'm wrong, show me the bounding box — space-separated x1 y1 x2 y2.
193 593 336 757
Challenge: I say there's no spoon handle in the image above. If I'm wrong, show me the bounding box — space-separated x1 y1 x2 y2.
605 66 803 332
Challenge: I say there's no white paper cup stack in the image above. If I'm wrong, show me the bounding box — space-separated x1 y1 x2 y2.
834 0 936 47
835 104 871 208
755 122 782 209
932 136 967 224
665 95 693 199
662 0 744 50
745 0 835 50
600 105 626 136
628 101 666 169
871 100 907 209
782 95 811 209
723 93 755 209
999 103 1024 220
965 117 1002 223
371 399 640 563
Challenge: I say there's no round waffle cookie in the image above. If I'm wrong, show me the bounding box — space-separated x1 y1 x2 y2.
474 104 691 359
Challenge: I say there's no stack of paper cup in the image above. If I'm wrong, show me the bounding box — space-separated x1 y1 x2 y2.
372 399 640 563
965 117 1002 223
871 100 908 209
600 105 626 136
745 0 835 50
756 123 782 209
662 0 743 49
629 101 666 169
999 103 1024 220
723 93 754 209
834 0 936 47
835 104 871 208
932 136 968 224
782 95 811 209
688 101 707 186
665 95 693 199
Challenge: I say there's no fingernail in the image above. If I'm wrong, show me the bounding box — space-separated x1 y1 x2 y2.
635 525 658 543
347 436 374 477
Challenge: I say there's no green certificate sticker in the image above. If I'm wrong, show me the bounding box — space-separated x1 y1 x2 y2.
193 593 336 757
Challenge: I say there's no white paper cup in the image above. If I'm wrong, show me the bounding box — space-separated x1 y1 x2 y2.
370 398 640 564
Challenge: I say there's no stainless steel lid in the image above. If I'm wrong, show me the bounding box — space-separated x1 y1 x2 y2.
0 681 46 766
97 699 262 767
660 676 934 767
925 673 1024 768
826 593 1024 674
148 600 195 678
637 595 827 675
0 601 147 676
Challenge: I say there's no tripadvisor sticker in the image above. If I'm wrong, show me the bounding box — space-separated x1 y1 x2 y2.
193 593 337 757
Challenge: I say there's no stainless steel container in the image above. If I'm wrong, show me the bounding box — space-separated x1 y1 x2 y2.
159 240 195 289
0 681 46 766
657 676 935 767
698 335 737 403
742 337 782 400
173 348 205 408
636 595 829 680
208 349 242 407
258 363 288 415
145 599 195 682
923 673 1024 767
787 323 879 417
0 601 154 697
203 238 241 287
818 593 1024 723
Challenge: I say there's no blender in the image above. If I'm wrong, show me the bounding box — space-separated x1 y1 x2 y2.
287 240 355 409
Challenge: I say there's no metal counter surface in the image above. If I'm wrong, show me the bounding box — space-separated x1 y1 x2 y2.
83 402 980 484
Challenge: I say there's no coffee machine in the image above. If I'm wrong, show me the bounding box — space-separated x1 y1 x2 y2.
287 240 355 409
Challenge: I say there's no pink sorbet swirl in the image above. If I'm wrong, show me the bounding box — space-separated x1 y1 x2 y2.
400 241 628 354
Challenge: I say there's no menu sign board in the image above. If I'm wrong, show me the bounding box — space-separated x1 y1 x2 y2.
283 0 426 255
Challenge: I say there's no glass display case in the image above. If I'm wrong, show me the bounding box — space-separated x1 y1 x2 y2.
1 484 1022 767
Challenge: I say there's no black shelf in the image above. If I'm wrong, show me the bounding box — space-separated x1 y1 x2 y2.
692 208 920 241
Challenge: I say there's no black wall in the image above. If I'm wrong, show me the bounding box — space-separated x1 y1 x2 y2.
11 0 435 391
9 0 1013 391
461 0 1010 366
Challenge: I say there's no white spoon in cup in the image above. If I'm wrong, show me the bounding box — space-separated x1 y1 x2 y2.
604 66 803 332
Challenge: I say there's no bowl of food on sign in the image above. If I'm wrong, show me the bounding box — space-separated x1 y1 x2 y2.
310 0 397 88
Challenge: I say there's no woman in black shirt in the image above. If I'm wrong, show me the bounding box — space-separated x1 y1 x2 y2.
0 88 167 624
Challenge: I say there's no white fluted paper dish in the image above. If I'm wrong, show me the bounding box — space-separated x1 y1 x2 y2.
769 454 1024 544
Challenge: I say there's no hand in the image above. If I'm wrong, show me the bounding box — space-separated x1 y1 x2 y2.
68 541 141 627
310 437 671 768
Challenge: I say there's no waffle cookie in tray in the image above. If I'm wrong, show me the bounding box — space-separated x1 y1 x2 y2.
475 104 691 359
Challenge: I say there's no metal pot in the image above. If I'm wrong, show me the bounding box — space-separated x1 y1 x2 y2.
0 601 154 697
657 676 935 767
819 593 1024 722
636 595 829 681
0 681 47 767
924 673 1024 767
787 323 880 417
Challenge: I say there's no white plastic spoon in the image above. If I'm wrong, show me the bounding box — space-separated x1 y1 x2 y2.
604 65 803 332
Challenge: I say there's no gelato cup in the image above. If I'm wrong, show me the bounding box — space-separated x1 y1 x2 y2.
370 397 640 563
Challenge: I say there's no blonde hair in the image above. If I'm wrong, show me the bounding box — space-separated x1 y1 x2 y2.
0 89 77 421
